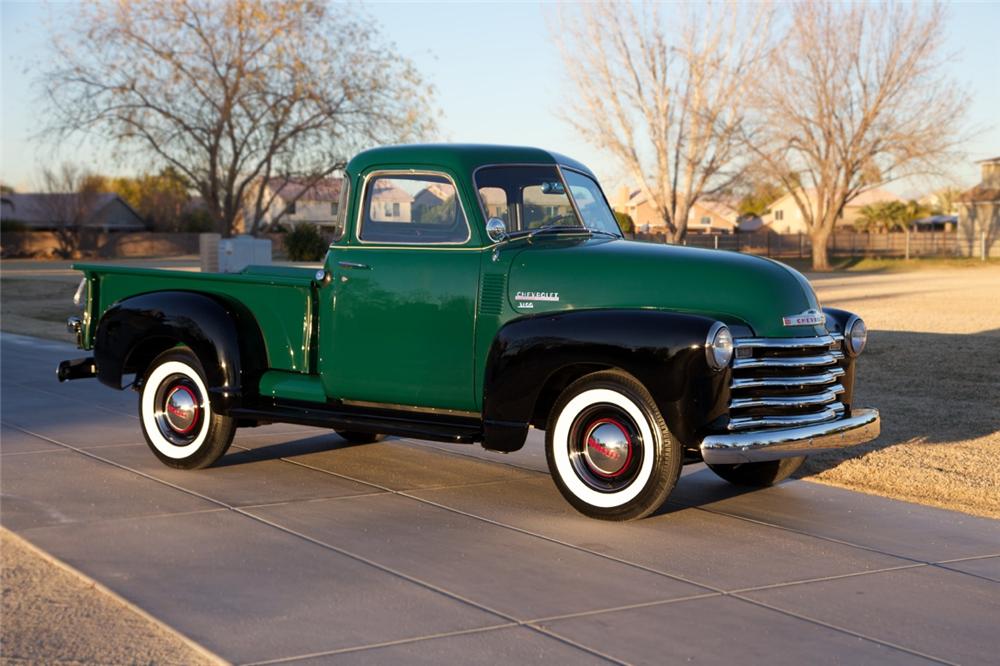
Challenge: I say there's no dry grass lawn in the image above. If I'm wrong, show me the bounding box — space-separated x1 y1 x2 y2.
2 261 998 518
802 263 1000 518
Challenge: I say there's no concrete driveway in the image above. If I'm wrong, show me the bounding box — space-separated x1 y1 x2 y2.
2 333 998 665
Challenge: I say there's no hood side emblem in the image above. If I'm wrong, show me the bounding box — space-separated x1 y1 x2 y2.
782 309 826 327
515 291 559 309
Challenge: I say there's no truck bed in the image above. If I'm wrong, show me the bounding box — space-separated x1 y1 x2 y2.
75 263 318 373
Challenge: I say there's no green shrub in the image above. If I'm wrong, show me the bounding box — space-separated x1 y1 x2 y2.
285 223 328 261
614 211 634 235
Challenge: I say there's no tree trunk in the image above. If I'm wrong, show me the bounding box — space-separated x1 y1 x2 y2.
811 228 832 271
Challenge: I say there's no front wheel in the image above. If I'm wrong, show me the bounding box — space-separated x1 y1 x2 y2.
139 347 235 469
545 370 682 521
707 456 805 487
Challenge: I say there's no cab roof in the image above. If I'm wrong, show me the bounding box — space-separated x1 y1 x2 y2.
346 144 596 179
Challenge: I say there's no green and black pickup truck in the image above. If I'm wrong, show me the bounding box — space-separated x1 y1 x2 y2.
59 144 880 520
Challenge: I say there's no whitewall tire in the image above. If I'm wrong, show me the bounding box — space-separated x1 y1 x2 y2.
139 347 235 469
545 370 682 521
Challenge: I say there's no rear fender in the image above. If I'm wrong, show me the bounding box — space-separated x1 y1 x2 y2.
94 291 267 413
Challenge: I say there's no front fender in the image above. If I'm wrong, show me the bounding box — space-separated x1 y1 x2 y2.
482 309 730 452
94 291 266 413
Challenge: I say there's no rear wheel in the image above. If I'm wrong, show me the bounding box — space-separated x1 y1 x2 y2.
138 347 235 469
545 370 682 521
336 431 385 445
707 456 805 487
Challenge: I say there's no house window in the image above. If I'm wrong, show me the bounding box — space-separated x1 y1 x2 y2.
330 202 338 216
384 202 393 217
286 201 296 215
775 209 784 221
392 202 400 217
701 216 711 226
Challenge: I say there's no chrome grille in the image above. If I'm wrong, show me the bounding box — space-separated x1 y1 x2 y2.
728 334 846 431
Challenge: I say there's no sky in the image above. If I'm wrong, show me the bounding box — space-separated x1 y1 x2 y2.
2 0 999 197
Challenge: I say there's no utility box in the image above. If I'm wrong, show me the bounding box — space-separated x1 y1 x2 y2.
199 233 221 272
217 235 272 273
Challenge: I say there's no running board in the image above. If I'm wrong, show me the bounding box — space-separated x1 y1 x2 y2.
228 400 483 444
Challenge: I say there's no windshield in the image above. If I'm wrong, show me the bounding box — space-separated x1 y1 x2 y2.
475 165 621 237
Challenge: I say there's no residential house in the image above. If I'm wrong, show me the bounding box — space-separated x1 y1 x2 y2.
623 190 738 234
0 193 146 231
957 156 1000 255
368 181 413 223
251 177 343 233
761 188 902 234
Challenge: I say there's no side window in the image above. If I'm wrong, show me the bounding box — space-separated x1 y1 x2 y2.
360 173 469 244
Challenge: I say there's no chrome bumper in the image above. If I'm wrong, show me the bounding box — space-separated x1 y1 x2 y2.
700 408 880 464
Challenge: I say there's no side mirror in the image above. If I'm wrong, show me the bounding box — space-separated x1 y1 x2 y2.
486 217 507 243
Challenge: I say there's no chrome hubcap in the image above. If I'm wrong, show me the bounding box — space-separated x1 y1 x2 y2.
568 405 643 493
164 385 199 434
583 419 632 477
153 375 204 446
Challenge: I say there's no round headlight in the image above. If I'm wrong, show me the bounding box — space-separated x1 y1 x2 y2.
846 316 867 357
706 323 734 371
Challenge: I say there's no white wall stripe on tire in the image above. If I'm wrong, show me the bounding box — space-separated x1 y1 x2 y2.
551 388 656 508
141 361 210 459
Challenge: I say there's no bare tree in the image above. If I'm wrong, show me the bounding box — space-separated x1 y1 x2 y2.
749 1 968 270
42 0 436 236
554 1 773 242
38 164 104 258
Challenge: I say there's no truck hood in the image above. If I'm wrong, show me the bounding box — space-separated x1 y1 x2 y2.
506 238 825 338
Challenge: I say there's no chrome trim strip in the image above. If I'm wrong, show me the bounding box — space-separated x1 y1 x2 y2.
354 169 472 246
729 384 844 410
733 352 842 369
702 408 880 464
731 368 845 390
340 399 481 419
728 404 845 431
734 335 837 349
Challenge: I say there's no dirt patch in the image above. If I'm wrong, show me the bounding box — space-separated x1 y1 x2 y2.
1 528 221 665
801 265 1000 518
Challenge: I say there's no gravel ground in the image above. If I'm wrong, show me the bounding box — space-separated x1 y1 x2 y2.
802 264 1000 518
1 528 221 665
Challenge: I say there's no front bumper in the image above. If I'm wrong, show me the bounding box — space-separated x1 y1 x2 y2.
700 408 880 464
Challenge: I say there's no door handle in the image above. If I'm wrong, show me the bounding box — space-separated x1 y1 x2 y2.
337 261 371 270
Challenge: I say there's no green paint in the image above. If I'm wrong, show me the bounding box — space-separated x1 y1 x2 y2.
259 370 326 402
75 144 826 412
75 263 317 372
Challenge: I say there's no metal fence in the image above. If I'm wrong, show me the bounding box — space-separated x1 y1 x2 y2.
633 229 999 259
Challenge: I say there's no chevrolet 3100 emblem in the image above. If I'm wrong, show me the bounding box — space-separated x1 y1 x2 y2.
782 309 826 326
515 291 560 308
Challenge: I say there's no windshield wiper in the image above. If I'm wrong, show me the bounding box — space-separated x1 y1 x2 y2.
588 228 622 239
527 223 591 240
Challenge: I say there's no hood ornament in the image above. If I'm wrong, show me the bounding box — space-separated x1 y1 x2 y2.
782 309 826 327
